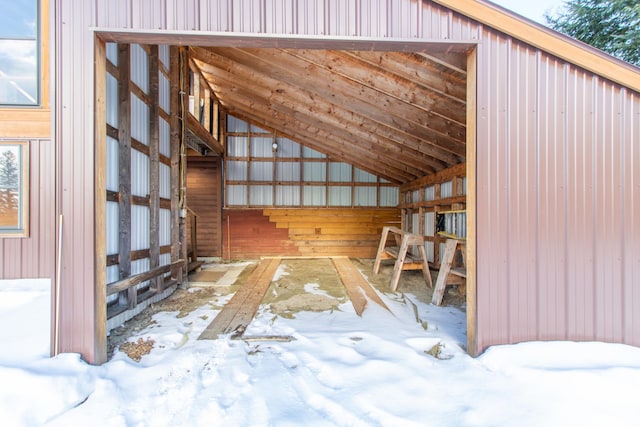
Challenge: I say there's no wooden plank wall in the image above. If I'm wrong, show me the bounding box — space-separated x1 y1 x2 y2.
223 208 400 259
186 156 222 257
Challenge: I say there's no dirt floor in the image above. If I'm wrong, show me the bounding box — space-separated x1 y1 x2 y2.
107 258 466 360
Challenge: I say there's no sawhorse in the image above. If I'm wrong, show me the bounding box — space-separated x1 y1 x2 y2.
431 239 466 305
373 226 433 292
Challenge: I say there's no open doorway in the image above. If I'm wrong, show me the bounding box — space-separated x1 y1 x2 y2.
97 37 474 357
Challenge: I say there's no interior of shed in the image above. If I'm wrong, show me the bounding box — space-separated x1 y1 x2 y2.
100 40 471 332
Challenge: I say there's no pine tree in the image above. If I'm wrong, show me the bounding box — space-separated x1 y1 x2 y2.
0 150 19 215
545 0 640 66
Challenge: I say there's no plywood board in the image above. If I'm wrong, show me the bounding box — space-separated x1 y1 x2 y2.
332 256 391 316
198 258 280 339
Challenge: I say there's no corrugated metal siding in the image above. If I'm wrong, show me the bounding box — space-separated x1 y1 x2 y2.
0 140 55 279
475 28 640 352
57 0 640 362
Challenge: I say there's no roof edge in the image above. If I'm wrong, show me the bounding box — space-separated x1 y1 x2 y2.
432 0 640 94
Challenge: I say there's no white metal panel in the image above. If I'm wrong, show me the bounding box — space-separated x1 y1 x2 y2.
159 72 170 114
227 136 248 156
227 185 247 205
159 208 171 246
411 213 419 234
249 185 273 205
106 136 119 192
276 162 300 181
250 136 273 157
106 73 118 128
159 117 170 157
250 162 273 181
303 186 325 206
462 176 467 194
106 42 118 65
303 146 325 158
328 186 351 206
275 137 300 158
130 44 149 94
159 164 171 199
303 163 326 182
159 253 170 267
106 201 119 255
354 167 376 182
424 185 435 201
440 180 453 198
131 205 150 251
250 123 268 133
424 241 435 263
131 258 151 291
329 162 351 182
412 190 420 202
226 161 247 180
276 185 300 206
131 94 149 145
379 187 398 207
106 265 119 304
131 149 150 197
354 186 376 206
424 212 435 236
158 44 170 69
227 115 248 132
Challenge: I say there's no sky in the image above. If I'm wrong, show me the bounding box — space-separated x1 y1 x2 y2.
490 0 567 24
2 262 640 426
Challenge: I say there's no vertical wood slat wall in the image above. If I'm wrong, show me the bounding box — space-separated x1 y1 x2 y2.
104 42 176 320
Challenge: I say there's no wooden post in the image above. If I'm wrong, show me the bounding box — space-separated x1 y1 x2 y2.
94 36 108 364
148 45 162 291
169 46 182 284
117 44 134 309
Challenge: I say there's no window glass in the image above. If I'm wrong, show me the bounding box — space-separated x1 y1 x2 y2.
0 0 38 105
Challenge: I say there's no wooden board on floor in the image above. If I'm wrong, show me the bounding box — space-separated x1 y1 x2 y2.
332 256 391 316
198 258 281 339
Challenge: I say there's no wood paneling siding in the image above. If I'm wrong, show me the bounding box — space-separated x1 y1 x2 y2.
55 0 640 363
186 157 222 257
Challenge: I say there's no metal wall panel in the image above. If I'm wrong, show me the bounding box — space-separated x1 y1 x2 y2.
250 136 273 157
131 205 150 251
159 164 171 199
354 168 376 183
0 140 55 279
249 162 273 181
250 185 273 205
106 136 119 192
159 73 170 115
328 187 351 206
130 94 149 145
105 43 118 65
303 163 326 182
130 44 149 94
159 117 170 157
276 185 300 206
159 208 171 246
227 136 248 156
131 149 150 197
475 28 640 353
227 185 247 205
276 162 300 181
275 137 300 158
303 187 325 206
106 74 118 128
56 0 640 362
158 44 170 69
105 201 119 255
354 187 377 207
379 187 399 207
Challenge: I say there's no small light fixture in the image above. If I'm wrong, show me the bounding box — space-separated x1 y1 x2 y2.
272 141 278 153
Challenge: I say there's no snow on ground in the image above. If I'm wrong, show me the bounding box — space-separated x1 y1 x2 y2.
2 272 640 426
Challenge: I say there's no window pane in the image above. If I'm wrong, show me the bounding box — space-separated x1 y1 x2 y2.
0 39 38 105
0 0 37 38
